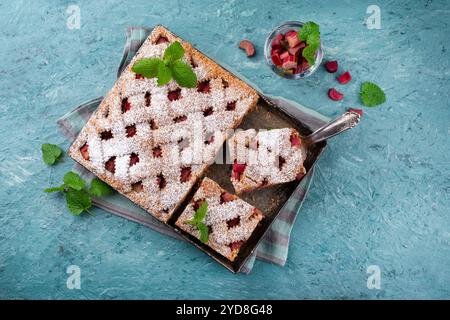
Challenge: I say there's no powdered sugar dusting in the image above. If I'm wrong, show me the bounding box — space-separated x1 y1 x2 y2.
68 26 258 222
229 128 306 193
176 178 263 261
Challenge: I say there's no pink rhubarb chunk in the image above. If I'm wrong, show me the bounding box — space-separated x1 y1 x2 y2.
285 30 300 48
324 60 338 73
348 108 363 117
282 55 298 70
337 71 352 84
328 88 344 101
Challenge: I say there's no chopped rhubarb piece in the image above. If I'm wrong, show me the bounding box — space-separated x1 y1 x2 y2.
80 143 89 160
290 132 302 147
125 125 136 137
100 130 113 140
152 146 162 158
135 73 144 80
222 79 229 88
279 50 289 60
204 134 215 145
348 108 363 117
180 166 192 183
282 55 298 70
144 91 151 106
324 60 338 73
121 98 132 113
129 153 139 166
226 101 236 111
271 52 283 67
156 36 169 44
156 173 166 189
238 39 255 57
250 208 262 219
149 119 158 130
328 88 344 101
229 240 244 251
105 157 116 174
271 44 282 53
227 216 240 229
173 115 187 123
272 33 283 47
294 59 310 74
337 71 352 84
203 107 213 117
278 156 286 170
132 181 143 192
193 198 205 211
285 30 300 47
288 42 305 56
232 160 246 180
197 80 211 93
220 191 237 204
168 88 181 101
295 171 305 180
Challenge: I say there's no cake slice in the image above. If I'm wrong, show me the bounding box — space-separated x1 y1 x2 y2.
175 177 264 261
228 128 306 194
68 26 258 222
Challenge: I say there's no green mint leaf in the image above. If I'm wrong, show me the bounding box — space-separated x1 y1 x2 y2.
184 219 197 226
302 45 317 66
66 189 92 216
193 201 208 223
44 185 65 193
171 60 197 88
131 58 161 78
89 178 113 197
297 21 320 42
163 41 185 63
297 21 321 65
197 222 209 243
41 143 62 165
157 62 172 86
360 82 386 107
63 172 85 191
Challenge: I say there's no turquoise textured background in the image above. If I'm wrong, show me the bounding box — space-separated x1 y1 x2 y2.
0 0 449 299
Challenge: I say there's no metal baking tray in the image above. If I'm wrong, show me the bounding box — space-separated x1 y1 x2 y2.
166 94 326 273
70 25 327 272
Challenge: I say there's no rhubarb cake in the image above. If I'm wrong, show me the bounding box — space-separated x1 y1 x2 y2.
68 26 259 222
228 128 306 194
175 177 264 261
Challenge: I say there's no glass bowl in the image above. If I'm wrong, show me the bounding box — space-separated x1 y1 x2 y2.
264 21 323 79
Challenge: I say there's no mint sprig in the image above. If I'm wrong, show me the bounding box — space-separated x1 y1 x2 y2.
132 41 197 88
44 172 113 216
185 201 209 243
360 82 386 107
89 178 113 197
297 21 321 65
66 189 92 216
42 143 63 165
63 171 85 190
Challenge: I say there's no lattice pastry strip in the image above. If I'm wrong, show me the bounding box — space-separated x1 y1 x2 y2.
176 177 264 261
228 128 307 194
68 26 259 222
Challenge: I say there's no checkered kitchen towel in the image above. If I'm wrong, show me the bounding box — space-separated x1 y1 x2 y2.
57 26 330 273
